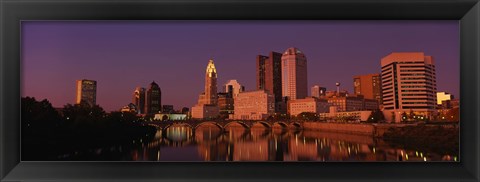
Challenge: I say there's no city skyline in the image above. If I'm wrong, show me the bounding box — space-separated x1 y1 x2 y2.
22 21 459 111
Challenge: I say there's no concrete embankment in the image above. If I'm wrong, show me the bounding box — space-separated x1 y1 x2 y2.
302 122 399 137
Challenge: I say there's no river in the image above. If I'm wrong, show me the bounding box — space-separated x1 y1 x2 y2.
56 123 458 161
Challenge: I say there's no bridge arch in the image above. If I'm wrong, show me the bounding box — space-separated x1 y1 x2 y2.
162 123 195 143
224 121 250 129
251 121 272 128
290 122 303 129
164 123 194 130
273 121 289 128
194 121 223 130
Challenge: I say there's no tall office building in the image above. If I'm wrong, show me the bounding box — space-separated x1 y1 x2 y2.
76 79 97 106
311 85 327 98
204 59 218 105
353 73 382 104
224 79 245 98
132 87 146 114
281 47 308 101
192 59 220 119
381 52 437 122
256 51 283 103
145 81 161 114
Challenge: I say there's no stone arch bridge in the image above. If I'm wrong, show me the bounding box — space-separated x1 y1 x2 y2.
143 120 304 131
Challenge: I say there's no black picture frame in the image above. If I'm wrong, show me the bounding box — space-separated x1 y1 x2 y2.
1 0 478 181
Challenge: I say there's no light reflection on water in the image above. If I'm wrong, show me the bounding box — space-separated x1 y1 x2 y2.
58 123 458 162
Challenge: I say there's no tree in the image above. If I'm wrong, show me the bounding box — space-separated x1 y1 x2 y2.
298 112 319 121
106 111 139 124
401 112 408 122
21 97 61 133
162 115 169 121
272 113 289 121
446 107 459 122
408 109 415 120
62 101 106 124
367 109 385 123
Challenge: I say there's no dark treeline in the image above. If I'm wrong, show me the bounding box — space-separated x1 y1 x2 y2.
383 125 459 156
21 97 157 161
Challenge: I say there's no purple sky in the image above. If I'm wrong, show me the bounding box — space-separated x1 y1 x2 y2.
22 21 459 112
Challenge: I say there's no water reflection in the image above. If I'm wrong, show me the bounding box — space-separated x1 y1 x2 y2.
57 123 458 161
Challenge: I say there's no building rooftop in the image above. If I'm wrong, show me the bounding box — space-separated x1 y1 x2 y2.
282 47 305 56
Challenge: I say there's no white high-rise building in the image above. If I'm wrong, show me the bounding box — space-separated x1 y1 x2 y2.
381 52 437 123
281 47 308 101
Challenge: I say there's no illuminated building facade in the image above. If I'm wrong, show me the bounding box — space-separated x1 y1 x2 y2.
364 98 380 110
191 104 219 119
318 110 373 122
325 90 349 98
154 113 187 121
145 81 161 114
437 92 456 110
76 79 97 106
281 47 308 101
311 85 327 98
218 92 234 118
233 90 275 120
353 73 382 104
381 52 437 122
327 96 364 112
204 59 218 105
132 87 146 114
192 59 220 119
120 103 137 113
436 92 453 105
224 80 245 99
288 97 329 117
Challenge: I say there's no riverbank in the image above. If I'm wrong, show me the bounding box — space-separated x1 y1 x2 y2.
303 122 375 135
382 124 459 155
302 121 459 137
302 121 459 156
22 124 158 161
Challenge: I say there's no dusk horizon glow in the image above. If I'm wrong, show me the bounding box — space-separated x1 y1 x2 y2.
22 21 459 112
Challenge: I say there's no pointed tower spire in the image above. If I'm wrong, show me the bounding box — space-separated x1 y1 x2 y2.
204 59 218 105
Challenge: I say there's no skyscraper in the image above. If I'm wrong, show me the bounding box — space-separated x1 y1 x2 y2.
145 81 161 114
204 59 218 105
132 87 146 114
281 47 308 100
353 73 382 104
311 85 326 98
192 59 220 119
381 52 437 122
256 51 283 103
76 79 97 106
